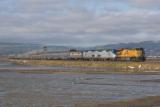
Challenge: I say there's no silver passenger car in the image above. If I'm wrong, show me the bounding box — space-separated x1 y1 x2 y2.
83 50 116 60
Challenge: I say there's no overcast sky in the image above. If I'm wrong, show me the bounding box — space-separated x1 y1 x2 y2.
0 0 160 46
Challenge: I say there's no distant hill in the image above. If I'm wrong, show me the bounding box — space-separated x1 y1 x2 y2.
0 43 70 55
0 43 42 55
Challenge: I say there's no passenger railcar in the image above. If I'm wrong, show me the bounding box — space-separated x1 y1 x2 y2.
23 51 69 60
83 50 116 60
82 50 97 59
69 50 83 60
99 50 116 60
42 51 69 60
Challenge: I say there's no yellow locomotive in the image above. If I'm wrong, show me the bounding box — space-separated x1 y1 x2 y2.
116 48 145 61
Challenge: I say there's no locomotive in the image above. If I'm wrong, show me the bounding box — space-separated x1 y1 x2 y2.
116 48 145 61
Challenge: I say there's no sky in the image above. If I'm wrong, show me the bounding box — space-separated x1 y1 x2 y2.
0 0 160 46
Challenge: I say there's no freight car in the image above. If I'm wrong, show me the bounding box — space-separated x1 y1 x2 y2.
116 48 145 61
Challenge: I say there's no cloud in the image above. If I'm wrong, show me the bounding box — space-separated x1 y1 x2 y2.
130 0 160 5
0 0 160 46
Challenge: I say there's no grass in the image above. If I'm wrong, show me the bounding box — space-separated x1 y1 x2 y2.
9 59 160 72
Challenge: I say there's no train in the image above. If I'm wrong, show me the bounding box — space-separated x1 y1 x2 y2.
9 48 145 61
69 48 145 61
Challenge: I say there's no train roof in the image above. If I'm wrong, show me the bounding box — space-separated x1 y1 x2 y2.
117 48 144 50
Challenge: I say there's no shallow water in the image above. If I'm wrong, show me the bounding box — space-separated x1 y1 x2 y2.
0 61 160 107
0 71 160 107
0 61 15 67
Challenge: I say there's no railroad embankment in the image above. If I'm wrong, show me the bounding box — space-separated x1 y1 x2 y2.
9 59 160 73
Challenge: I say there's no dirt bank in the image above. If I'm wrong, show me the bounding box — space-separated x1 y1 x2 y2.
75 96 160 107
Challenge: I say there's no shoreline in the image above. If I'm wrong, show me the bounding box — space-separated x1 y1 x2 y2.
1 66 160 75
